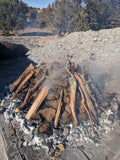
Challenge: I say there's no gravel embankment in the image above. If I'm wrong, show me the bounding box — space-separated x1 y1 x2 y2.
27 27 120 64
27 27 120 98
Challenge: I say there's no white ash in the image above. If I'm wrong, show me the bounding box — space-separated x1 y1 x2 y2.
28 136 49 153
20 121 34 134
0 93 119 154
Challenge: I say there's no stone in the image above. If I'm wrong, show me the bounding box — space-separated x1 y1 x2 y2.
93 37 98 42
15 108 20 113
103 38 108 42
39 107 56 122
57 144 64 151
39 122 50 133
45 100 58 109
31 114 41 120
46 93 57 101
7 128 15 137
61 111 72 124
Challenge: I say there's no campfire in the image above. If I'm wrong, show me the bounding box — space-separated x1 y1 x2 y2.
1 58 119 156
11 59 108 131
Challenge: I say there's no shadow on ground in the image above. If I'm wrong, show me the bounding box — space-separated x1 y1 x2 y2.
0 41 29 60
21 32 52 36
0 42 37 92
0 58 37 92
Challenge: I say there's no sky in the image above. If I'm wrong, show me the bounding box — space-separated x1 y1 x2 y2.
22 0 56 9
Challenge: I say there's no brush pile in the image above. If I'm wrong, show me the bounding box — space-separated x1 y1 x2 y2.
11 59 108 132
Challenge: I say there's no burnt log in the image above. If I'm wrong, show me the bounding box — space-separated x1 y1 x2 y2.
25 85 49 120
11 60 108 130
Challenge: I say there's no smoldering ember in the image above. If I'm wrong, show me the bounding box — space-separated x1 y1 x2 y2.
0 58 119 157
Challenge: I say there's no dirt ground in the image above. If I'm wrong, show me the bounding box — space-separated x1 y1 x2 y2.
0 27 63 48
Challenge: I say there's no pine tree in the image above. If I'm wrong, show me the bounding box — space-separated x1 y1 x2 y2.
0 0 28 34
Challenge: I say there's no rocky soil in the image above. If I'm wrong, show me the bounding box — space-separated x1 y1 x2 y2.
26 27 120 100
0 27 120 160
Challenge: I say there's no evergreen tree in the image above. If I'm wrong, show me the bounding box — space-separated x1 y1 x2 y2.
0 0 28 34
37 0 120 33
1 0 119 35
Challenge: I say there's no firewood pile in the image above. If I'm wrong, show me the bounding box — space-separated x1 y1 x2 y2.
11 60 108 130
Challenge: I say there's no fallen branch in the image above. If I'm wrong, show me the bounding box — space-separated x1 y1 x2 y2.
19 88 31 109
69 77 78 128
78 86 93 125
80 73 99 108
12 70 35 99
25 85 49 120
65 67 73 78
19 76 46 109
54 90 63 128
74 72 98 123
11 63 34 92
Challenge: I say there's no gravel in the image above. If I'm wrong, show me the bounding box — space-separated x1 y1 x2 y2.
27 28 120 65
25 27 120 99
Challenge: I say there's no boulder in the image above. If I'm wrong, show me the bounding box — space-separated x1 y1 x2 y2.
39 107 56 122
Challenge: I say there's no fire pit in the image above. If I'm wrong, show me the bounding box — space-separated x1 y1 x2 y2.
1 59 119 156
11 59 108 127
